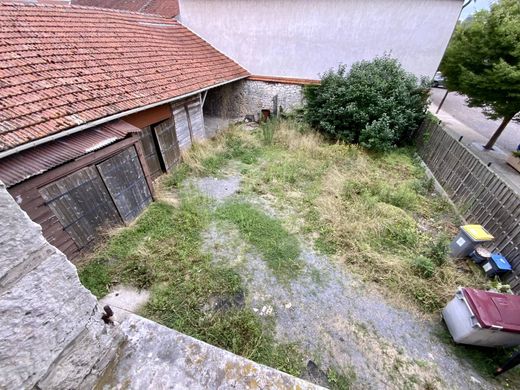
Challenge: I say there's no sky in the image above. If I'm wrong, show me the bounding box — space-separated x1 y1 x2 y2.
459 0 497 20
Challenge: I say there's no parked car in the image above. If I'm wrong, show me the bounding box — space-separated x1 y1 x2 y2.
433 71 445 88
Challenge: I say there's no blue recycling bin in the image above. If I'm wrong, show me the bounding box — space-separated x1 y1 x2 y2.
482 253 512 278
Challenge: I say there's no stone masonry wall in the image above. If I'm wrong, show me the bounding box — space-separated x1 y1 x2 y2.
204 79 304 121
0 181 123 389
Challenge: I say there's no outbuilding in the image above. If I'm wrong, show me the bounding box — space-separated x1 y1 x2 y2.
0 2 248 259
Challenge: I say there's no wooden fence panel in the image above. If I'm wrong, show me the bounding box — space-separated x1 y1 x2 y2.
416 119 520 292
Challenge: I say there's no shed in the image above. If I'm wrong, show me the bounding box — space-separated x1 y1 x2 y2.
0 2 249 260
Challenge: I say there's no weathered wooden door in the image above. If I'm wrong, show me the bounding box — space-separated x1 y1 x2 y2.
186 100 205 141
140 126 163 180
152 118 180 171
172 103 192 150
97 147 152 224
40 166 121 249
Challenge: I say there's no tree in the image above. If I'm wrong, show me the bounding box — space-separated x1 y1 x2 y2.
304 56 429 152
440 0 520 150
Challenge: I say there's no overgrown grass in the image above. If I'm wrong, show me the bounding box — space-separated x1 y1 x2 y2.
180 126 261 176
217 119 488 314
79 117 503 383
327 367 356 390
216 201 302 279
79 194 305 376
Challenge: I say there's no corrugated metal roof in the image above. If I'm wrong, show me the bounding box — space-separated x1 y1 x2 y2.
0 120 140 187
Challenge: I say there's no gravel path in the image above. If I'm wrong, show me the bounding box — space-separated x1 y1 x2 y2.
192 173 501 389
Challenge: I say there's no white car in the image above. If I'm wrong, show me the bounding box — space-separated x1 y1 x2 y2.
433 71 445 88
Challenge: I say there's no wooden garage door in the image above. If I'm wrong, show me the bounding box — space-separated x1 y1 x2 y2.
153 118 180 172
140 126 163 180
186 100 205 141
40 166 121 249
97 147 152 223
172 104 192 150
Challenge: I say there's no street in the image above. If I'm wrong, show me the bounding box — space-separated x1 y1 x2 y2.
430 88 520 153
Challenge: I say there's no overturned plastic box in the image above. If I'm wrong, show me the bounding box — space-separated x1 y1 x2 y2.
450 225 494 258
442 288 520 347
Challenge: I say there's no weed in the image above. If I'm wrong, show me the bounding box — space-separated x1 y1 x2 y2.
78 260 111 298
327 367 356 390
122 256 155 289
216 202 302 279
412 256 436 279
163 163 190 189
427 235 449 266
261 119 276 145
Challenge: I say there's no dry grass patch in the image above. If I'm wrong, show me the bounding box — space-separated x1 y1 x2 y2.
313 148 487 313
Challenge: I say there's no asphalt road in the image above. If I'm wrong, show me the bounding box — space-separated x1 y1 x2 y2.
430 88 520 153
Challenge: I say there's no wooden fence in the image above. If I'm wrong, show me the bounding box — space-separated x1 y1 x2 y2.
415 118 520 292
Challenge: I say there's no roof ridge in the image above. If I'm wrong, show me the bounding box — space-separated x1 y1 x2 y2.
0 1 173 20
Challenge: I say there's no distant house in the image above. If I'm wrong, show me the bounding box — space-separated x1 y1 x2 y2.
0 2 248 259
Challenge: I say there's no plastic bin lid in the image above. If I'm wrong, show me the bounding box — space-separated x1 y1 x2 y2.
462 288 520 333
461 225 494 242
491 253 512 271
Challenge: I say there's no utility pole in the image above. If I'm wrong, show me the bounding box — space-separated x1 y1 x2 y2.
436 89 449 114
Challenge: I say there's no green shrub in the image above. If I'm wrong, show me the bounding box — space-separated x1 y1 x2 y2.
359 114 396 152
412 256 436 279
304 56 430 150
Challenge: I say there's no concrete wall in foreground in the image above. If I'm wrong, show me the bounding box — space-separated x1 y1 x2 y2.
0 181 123 389
179 0 462 80
204 79 304 122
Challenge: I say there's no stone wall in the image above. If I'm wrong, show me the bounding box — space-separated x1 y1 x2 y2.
0 181 123 389
204 79 304 121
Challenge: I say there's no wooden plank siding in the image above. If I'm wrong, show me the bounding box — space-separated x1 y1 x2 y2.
171 95 205 150
416 119 520 292
172 103 192 150
187 98 205 141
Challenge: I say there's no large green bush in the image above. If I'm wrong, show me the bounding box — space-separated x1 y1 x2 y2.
304 57 430 151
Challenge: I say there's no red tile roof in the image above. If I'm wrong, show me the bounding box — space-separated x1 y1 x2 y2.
0 119 141 187
0 2 249 152
72 0 179 18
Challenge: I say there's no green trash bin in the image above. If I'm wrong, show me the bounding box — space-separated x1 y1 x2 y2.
450 225 494 258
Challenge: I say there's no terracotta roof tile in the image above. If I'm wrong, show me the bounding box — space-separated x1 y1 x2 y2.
0 2 249 151
72 0 179 18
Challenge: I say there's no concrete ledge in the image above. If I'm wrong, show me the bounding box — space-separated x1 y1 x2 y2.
96 314 323 390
